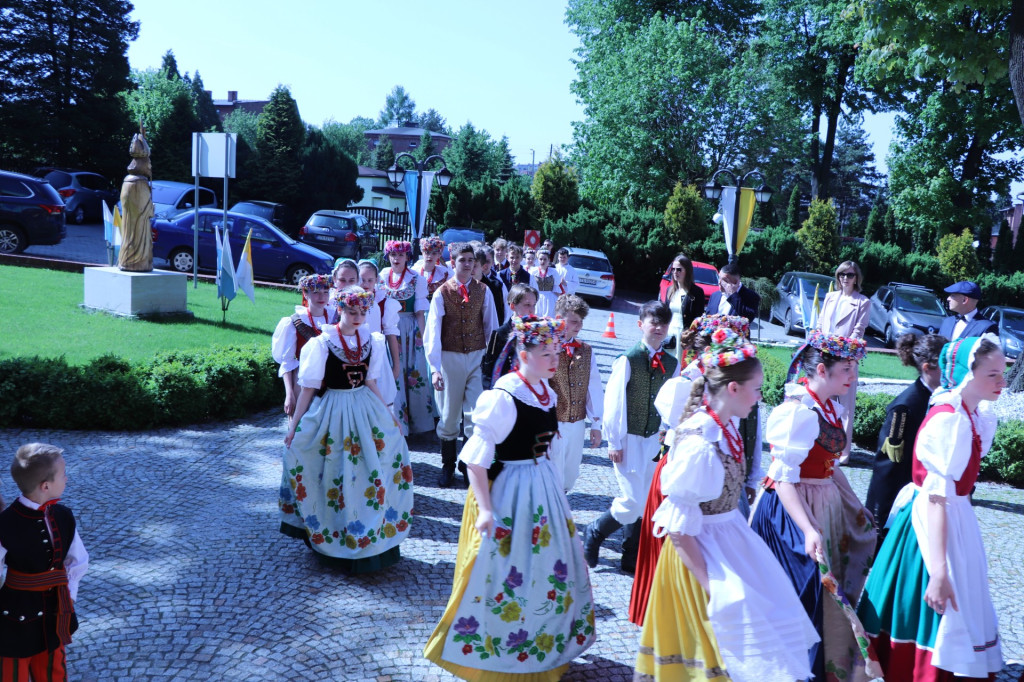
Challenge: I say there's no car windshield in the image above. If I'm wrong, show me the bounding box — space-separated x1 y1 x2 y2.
568 255 611 273
76 174 107 191
894 290 944 314
309 214 352 231
234 202 272 219
1002 310 1024 334
693 267 718 284
798 276 832 297
152 185 186 204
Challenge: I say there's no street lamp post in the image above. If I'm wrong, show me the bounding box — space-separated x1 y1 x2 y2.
387 153 453 261
702 169 774 265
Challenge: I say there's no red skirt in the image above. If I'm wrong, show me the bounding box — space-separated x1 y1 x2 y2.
628 455 668 626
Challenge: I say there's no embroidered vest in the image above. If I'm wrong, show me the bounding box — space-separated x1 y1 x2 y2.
625 343 678 438
535 270 556 293
320 337 371 394
289 312 323 359
911 404 981 496
439 278 486 353
799 410 847 479
421 266 449 300
551 343 592 424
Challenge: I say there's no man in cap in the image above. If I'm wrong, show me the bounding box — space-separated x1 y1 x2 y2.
938 280 998 340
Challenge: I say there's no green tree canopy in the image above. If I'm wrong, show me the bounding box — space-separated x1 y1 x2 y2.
188 71 222 133
661 183 709 254
445 123 503 184
379 85 416 127
796 198 840 272
253 85 305 206
370 135 395 171
531 152 580 223
299 126 363 217
122 68 201 181
937 228 980 282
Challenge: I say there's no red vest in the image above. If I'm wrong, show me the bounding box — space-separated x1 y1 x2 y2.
911 404 981 496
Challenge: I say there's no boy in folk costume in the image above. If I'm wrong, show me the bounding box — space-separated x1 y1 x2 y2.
271 274 333 420
585 300 678 573
481 283 538 390
425 242 499 487
496 244 535 296
549 295 603 491
474 245 507 327
0 443 89 681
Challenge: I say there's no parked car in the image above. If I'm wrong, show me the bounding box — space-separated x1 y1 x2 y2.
438 227 485 260
770 271 834 335
229 200 293 233
657 260 719 302
36 168 118 224
565 247 615 306
151 180 218 218
298 210 377 260
151 208 334 284
0 170 66 254
980 306 1024 359
867 282 949 347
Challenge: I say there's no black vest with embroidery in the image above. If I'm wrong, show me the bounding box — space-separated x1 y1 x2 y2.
625 343 678 438
320 338 371 394
490 392 558 480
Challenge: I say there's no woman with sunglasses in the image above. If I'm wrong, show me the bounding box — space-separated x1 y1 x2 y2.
815 261 870 462
662 253 707 362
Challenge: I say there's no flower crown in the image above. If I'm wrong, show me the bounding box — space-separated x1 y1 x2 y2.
512 315 565 347
384 240 412 256
297 274 332 293
690 314 750 339
701 328 758 368
333 288 375 312
807 329 867 361
419 236 444 254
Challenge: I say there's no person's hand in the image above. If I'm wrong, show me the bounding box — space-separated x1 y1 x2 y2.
589 429 602 449
432 370 445 391
608 449 624 463
283 395 296 416
284 429 296 448
804 528 825 563
745 486 756 505
924 573 958 616
476 509 496 538
392 364 401 381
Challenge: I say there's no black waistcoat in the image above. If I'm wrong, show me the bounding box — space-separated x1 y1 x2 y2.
319 342 371 395
489 391 558 479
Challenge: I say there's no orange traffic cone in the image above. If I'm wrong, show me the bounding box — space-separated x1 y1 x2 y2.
602 313 617 339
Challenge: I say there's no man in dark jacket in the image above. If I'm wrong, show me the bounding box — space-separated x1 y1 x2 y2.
938 281 998 341
705 262 760 321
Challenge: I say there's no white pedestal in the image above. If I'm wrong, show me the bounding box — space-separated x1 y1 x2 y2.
83 267 189 318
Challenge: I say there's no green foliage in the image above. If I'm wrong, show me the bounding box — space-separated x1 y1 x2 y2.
937 229 979 282
253 85 305 207
322 117 374 166
975 271 1024 308
786 186 802 232
975 221 993 267
223 111 259 150
371 135 395 172
122 68 201 182
417 108 447 134
445 123 506 184
187 71 222 133
992 228 1016 274
299 127 363 217
0 346 282 430
413 129 437 163
853 392 894 448
757 349 788 408
741 223 805 282
981 420 1024 486
531 152 580 223
662 183 709 253
864 199 885 242
379 85 416 127
830 118 881 233
796 199 840 273
747 277 779 320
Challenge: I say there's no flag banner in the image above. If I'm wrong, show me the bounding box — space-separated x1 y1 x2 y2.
808 283 821 330
236 228 256 303
418 171 435 238
216 226 237 301
718 187 757 256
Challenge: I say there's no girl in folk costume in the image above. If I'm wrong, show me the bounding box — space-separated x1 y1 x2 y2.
358 259 404 427
380 240 434 435
554 248 578 296
272 274 333 420
629 314 758 627
858 335 1004 680
749 330 876 680
280 286 414 572
635 331 818 681
424 315 596 681
528 249 564 318
327 258 359 323
413 235 451 302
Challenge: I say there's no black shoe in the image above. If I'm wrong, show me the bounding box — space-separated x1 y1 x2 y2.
457 460 468 487
583 511 622 568
620 522 640 574
438 439 457 488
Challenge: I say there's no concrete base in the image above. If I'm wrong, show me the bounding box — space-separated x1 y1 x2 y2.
83 266 190 319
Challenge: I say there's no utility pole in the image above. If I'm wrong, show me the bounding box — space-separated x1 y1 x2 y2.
530 148 535 175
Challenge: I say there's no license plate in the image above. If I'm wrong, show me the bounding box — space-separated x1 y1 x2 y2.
580 278 597 285
315 235 336 243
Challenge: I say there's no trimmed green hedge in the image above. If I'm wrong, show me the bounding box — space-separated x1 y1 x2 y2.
853 392 893 448
0 345 283 430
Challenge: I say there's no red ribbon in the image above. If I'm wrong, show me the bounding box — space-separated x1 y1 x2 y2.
458 282 470 304
651 351 666 373
562 340 581 357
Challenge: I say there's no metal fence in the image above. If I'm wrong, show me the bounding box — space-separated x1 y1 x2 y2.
344 207 438 251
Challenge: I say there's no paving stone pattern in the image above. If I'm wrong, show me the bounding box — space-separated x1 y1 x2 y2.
0 313 1021 680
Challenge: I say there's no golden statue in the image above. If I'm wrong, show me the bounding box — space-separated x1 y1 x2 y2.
117 124 154 272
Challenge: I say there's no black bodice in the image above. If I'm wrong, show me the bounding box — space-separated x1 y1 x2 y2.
489 392 558 479
322 343 371 391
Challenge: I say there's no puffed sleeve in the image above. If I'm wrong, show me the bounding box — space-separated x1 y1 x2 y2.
765 399 820 483
367 333 385 381
651 417 725 536
586 355 604 423
382 298 400 336
271 316 297 376
915 407 976 497
655 376 696 440
413 272 429 313
296 334 328 389
459 390 518 469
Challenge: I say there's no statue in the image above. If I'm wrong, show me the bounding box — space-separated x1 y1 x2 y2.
117 124 154 272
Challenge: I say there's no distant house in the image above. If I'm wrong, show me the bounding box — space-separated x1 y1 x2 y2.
352 166 407 211
364 126 452 157
212 91 269 121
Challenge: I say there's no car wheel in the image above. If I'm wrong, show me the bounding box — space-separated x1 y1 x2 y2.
72 207 86 224
0 225 26 254
169 247 194 273
884 325 895 348
782 308 794 335
286 264 313 285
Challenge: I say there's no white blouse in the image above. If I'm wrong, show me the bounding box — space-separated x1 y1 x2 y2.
651 410 737 536
458 372 558 469
915 392 997 498
271 305 330 376
297 326 384 390
380 267 429 313
556 263 579 295
765 384 846 484
654 361 704 438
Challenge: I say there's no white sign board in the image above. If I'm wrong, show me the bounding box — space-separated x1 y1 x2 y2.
191 132 237 178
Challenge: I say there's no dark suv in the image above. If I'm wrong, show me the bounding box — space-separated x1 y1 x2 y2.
37 168 118 224
0 170 66 254
298 210 376 260
229 200 293 234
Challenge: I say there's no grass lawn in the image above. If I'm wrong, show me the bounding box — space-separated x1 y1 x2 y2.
0 265 299 364
756 343 918 381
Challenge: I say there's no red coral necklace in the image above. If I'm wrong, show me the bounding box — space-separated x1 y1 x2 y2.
805 385 842 428
387 267 404 290
515 370 551 407
336 326 362 363
704 405 743 463
307 308 327 334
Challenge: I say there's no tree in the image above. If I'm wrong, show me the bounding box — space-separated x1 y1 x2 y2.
370 135 395 171
993 225 1016 273
0 0 139 176
189 71 222 133
865 196 886 242
494 136 515 183
418 108 447 133
223 110 259 150
830 118 881 232
413 129 436 163
322 117 373 165
379 85 416 127
530 152 580 223
445 123 502 184
122 68 201 182
662 183 709 253
786 185 802 231
976 220 993 266
796 198 840 272
299 126 363 217
936 229 980 282
253 85 305 206
160 50 180 80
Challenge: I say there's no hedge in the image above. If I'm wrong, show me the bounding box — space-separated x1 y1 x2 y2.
0 344 283 430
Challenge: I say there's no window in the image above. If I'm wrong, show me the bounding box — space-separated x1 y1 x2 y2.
200 214 232 234
408 141 418 148
0 177 32 197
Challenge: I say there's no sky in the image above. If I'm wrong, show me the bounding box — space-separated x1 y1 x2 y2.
125 0 901 176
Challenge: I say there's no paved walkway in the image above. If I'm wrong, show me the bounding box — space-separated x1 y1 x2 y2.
1 307 1021 680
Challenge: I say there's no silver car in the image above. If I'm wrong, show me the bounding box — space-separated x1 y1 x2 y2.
867 283 949 347
770 271 834 335
980 306 1024 359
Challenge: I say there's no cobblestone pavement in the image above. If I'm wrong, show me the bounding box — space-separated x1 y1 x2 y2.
1 303 1021 681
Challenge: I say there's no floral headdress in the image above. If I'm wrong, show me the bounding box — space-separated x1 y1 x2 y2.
701 328 758 368
297 274 332 293
512 315 565 347
333 287 374 312
690 314 750 339
384 240 412 256
419 236 444 254
786 329 868 382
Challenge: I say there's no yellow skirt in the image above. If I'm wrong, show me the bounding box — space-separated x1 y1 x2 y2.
634 542 729 681
423 487 569 682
